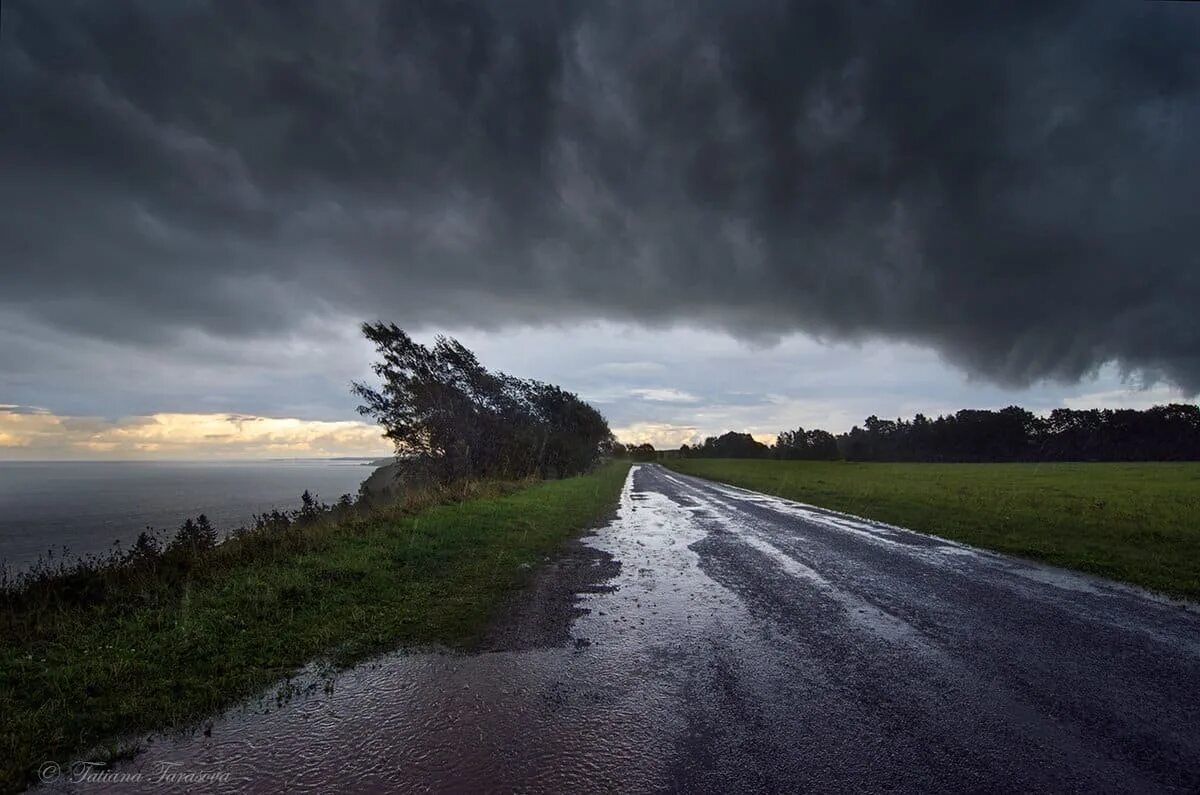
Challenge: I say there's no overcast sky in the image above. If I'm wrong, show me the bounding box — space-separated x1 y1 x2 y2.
1 1 1197 459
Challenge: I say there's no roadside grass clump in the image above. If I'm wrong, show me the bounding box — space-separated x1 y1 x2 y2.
0 461 630 794
665 458 1200 600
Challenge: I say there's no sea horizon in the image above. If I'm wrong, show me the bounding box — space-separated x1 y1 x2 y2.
0 459 379 568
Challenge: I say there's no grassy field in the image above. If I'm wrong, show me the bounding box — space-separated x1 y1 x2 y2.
0 461 630 793
664 459 1200 600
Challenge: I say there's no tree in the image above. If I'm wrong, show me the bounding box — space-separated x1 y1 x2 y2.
298 491 323 521
773 427 839 460
693 431 770 459
171 515 217 556
821 403 1200 462
630 443 657 461
195 515 218 548
353 323 613 481
773 427 807 459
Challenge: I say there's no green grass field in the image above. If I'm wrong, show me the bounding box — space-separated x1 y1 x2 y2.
0 461 630 793
664 459 1200 600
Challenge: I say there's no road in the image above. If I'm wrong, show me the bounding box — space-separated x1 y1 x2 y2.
628 464 1200 792
86 463 1200 793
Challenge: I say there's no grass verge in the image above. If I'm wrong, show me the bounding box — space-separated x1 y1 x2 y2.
0 460 630 793
664 459 1200 600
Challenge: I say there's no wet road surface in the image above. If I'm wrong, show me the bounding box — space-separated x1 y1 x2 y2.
66 464 1200 793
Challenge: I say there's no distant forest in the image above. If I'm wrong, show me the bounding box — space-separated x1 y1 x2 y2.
617 404 1200 462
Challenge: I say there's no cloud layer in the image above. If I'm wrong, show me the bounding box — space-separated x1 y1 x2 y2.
1 0 1198 428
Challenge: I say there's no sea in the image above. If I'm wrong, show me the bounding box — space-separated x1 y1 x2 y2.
0 459 377 570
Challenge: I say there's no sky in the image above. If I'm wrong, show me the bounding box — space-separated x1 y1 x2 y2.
1 1 1197 459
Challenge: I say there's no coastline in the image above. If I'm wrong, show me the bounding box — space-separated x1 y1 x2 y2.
0 461 631 792
0 459 377 571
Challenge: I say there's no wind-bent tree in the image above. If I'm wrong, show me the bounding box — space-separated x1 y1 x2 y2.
353 323 613 481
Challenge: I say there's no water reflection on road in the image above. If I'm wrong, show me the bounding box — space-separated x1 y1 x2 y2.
68 465 748 792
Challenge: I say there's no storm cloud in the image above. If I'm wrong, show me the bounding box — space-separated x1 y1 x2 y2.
2 1 1198 392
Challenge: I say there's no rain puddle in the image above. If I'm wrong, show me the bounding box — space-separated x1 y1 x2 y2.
46 465 751 793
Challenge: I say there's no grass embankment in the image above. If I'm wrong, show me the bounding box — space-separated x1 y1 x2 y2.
0 461 631 793
664 459 1200 600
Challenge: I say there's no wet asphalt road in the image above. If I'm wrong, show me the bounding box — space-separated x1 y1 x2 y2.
635 464 1200 793
80 463 1200 794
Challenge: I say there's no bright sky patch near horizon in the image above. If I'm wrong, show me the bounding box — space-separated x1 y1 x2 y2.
1 2 1196 459
0 323 1188 459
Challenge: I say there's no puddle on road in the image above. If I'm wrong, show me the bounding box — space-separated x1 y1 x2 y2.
52 466 751 793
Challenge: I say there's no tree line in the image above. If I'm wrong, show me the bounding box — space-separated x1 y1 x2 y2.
615 404 1200 462
354 323 614 481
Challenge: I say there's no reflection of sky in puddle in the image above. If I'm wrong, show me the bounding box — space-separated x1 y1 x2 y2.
57 466 753 793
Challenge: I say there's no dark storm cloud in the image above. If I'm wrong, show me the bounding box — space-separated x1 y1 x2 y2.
2 1 1198 389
